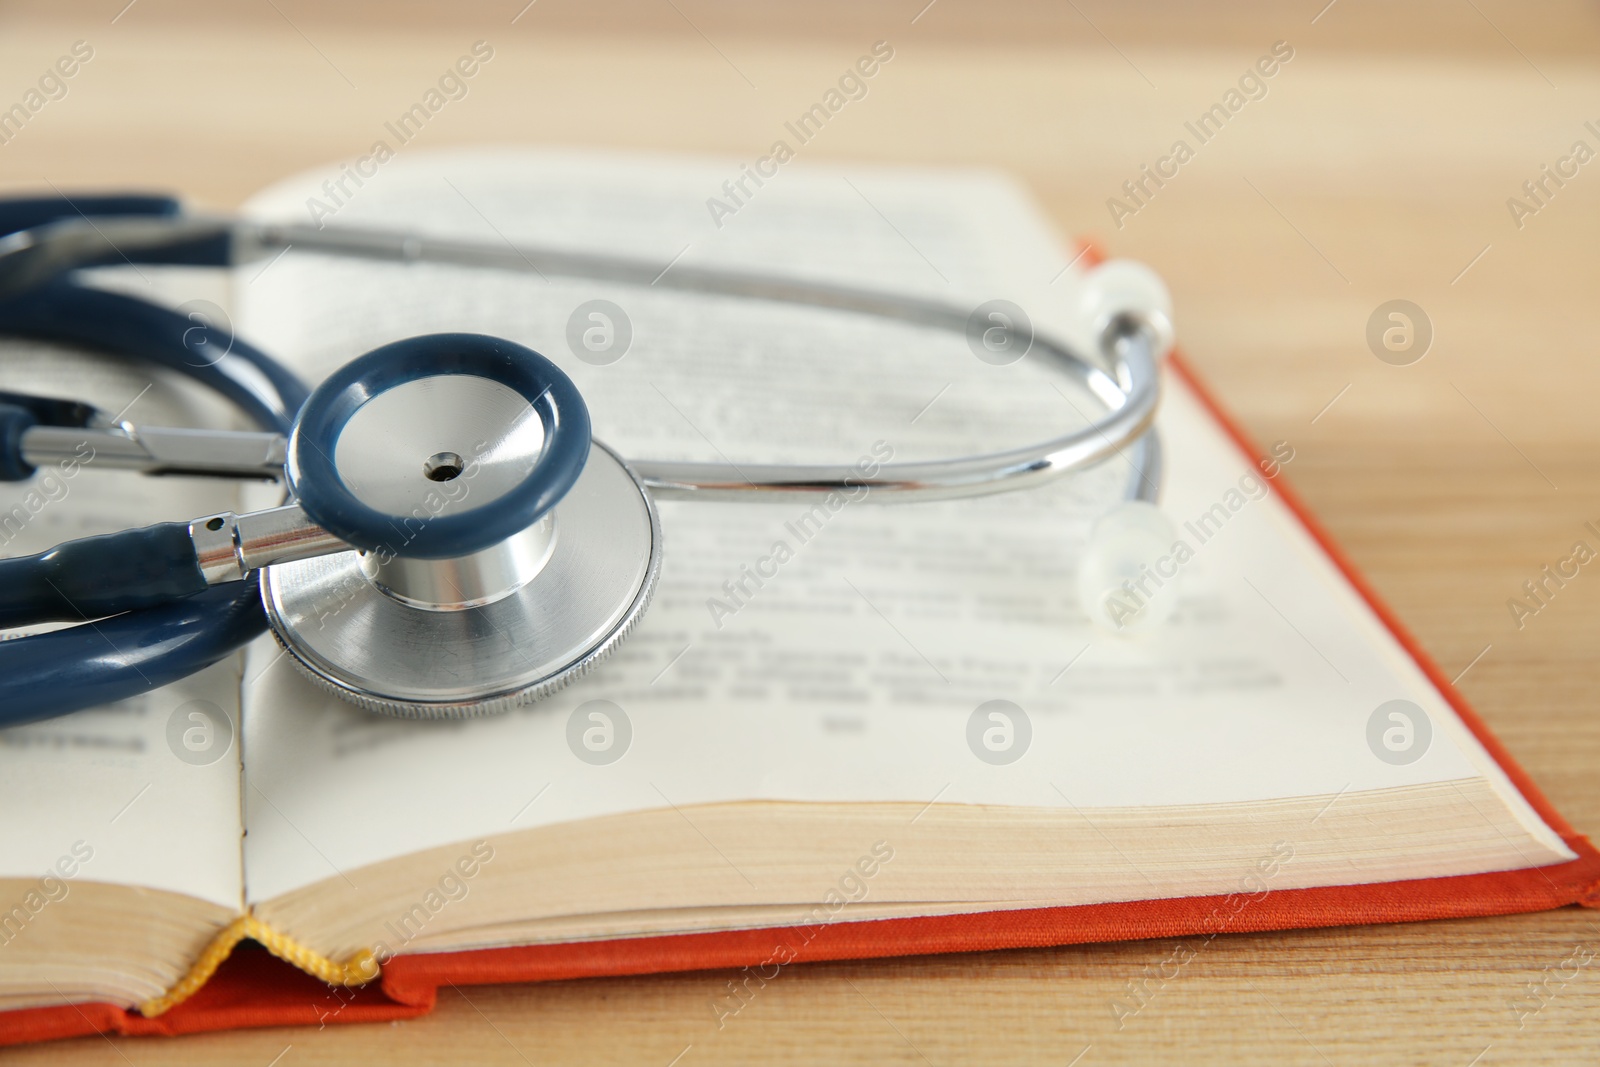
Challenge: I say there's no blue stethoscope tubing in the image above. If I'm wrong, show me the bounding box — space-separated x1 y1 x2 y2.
0 196 311 726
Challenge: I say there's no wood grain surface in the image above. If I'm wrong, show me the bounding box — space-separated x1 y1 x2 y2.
3 1 1600 1062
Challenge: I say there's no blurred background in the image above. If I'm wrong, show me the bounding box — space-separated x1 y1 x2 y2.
4 1 1600 1061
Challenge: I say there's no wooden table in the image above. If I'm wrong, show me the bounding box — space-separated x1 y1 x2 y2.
6 1 1600 1061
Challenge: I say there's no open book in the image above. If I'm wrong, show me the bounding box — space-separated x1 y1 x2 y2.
0 148 1593 1041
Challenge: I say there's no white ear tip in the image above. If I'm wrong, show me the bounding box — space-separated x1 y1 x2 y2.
1082 259 1173 318
1077 500 1180 635
1079 259 1176 362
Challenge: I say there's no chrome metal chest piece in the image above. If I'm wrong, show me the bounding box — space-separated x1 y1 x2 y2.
260 343 662 717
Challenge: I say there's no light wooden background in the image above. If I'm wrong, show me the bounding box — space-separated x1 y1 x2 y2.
5 0 1600 1062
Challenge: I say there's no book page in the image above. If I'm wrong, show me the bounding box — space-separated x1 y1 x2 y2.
0 324 246 912
235 149 1569 903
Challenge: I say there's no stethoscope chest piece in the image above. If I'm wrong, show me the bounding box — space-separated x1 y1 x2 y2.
261 334 661 718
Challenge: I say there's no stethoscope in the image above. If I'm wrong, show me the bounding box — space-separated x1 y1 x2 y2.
0 193 1172 725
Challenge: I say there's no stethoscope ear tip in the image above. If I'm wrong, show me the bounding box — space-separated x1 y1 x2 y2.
1079 259 1176 364
1077 499 1180 636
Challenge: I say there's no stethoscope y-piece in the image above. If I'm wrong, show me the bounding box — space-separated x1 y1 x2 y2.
0 193 1171 724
